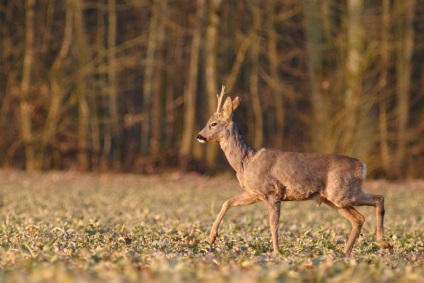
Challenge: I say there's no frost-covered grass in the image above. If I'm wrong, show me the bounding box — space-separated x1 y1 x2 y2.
0 170 423 282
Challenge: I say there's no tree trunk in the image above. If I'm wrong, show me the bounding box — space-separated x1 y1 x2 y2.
42 0 73 162
72 0 93 171
150 0 167 156
267 0 285 147
343 0 364 155
141 0 161 155
395 0 416 177
250 2 263 148
97 0 108 169
378 0 391 174
19 0 36 171
205 0 223 169
107 0 120 169
303 0 325 152
180 0 205 158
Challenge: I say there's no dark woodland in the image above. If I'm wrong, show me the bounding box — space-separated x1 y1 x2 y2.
0 0 423 178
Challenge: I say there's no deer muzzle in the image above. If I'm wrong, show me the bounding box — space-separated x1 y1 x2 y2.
196 134 207 143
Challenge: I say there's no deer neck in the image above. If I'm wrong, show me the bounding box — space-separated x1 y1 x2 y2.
219 122 256 173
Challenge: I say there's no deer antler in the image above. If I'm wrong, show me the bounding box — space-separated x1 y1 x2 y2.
216 85 227 113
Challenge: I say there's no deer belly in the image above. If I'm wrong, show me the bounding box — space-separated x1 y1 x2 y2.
281 185 320 201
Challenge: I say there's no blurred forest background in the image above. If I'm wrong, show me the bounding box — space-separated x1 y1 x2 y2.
0 0 423 179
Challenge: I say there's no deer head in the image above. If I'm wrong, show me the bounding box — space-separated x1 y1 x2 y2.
196 86 240 143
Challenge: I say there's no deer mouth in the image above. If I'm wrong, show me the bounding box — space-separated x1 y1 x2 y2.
196 134 207 143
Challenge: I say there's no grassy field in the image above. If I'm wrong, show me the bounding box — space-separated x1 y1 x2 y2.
0 170 423 282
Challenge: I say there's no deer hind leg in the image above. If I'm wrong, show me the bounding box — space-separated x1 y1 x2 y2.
324 200 364 256
209 192 260 245
350 194 391 250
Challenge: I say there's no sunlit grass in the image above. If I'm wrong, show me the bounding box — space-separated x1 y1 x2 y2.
0 170 423 282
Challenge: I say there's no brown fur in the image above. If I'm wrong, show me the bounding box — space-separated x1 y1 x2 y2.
196 86 391 256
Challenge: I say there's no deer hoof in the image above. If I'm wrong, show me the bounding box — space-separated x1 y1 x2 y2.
273 249 281 257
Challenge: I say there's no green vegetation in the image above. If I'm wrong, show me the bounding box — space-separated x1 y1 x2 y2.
0 170 423 282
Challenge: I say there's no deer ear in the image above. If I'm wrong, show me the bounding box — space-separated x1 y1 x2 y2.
222 97 233 120
232 97 240 111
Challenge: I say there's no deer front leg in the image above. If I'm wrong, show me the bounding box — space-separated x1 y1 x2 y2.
323 200 364 256
339 207 365 256
210 192 259 245
266 198 281 255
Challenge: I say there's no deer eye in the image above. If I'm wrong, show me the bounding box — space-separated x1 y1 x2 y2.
210 122 217 127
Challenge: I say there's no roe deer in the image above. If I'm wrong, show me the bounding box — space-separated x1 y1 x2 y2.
196 86 391 256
